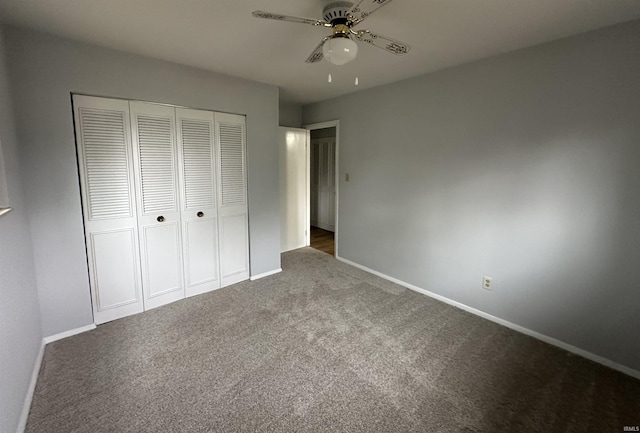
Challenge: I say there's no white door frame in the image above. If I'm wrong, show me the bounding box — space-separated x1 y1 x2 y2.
304 120 339 257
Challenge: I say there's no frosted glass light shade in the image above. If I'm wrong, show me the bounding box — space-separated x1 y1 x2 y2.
322 37 358 65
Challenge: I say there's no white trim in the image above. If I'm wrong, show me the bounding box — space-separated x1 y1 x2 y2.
336 255 640 380
16 341 45 433
17 324 97 432
43 324 96 344
303 120 338 130
305 130 311 247
250 268 282 281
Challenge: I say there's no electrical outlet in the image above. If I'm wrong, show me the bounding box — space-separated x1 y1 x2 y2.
482 276 493 290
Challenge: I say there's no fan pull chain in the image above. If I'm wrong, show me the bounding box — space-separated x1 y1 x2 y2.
327 75 359 85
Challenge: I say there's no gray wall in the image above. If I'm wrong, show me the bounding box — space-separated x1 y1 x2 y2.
279 99 302 128
0 24 42 433
5 26 281 338
303 20 640 372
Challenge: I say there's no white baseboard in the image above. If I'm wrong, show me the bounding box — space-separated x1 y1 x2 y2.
250 268 282 281
17 324 96 432
43 323 96 344
16 341 45 433
336 255 640 381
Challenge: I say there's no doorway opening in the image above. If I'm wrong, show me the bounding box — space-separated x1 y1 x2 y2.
307 122 338 257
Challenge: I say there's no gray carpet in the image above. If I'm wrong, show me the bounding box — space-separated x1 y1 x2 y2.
26 247 640 432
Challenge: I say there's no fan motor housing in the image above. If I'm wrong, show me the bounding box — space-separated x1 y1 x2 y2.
322 1 353 24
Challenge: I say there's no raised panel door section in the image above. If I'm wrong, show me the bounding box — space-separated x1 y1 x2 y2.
183 217 219 293
89 229 141 318
141 223 183 297
215 113 250 286
73 95 144 324
219 213 249 285
176 108 220 297
130 101 185 310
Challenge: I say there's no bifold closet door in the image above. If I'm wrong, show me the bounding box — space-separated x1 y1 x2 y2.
311 138 336 232
130 102 185 310
73 95 144 324
75 96 251 324
216 113 250 286
176 108 221 296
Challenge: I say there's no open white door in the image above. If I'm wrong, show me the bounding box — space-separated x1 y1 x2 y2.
279 127 309 252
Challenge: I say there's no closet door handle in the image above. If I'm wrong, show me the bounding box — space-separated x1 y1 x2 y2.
197 211 204 218
157 216 165 222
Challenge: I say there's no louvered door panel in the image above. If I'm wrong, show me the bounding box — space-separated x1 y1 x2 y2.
137 115 177 214
219 122 246 206
216 113 250 286
130 102 185 309
177 108 220 296
182 118 215 209
73 95 144 324
80 109 133 220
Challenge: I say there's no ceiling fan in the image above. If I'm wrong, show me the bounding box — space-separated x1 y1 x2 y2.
252 0 411 66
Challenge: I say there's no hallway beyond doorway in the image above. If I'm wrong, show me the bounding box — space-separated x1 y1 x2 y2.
310 226 334 256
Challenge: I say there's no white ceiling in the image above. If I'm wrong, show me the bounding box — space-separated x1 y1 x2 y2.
1 0 639 105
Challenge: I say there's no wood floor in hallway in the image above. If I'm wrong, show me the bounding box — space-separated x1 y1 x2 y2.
310 226 334 256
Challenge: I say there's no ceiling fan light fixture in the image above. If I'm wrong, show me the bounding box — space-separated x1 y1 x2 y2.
322 36 358 65
252 2 411 65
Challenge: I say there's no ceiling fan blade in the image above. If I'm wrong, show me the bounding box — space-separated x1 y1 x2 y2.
252 10 332 27
354 30 411 55
305 37 331 63
347 0 394 26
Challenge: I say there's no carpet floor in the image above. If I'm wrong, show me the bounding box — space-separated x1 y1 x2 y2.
26 247 640 432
